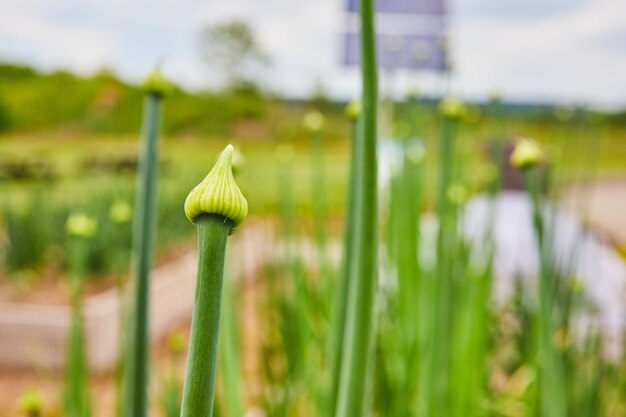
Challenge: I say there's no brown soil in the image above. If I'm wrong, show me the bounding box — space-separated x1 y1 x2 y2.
564 179 626 247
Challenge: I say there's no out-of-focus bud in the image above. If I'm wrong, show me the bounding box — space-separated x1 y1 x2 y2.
184 145 248 233
18 387 42 416
109 201 133 224
568 276 585 293
510 137 544 170
344 99 361 121
66 213 97 238
167 330 187 355
303 111 326 133
439 97 466 120
141 68 172 97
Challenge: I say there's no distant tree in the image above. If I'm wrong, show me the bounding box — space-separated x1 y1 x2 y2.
0 91 11 132
199 19 270 90
0 62 37 80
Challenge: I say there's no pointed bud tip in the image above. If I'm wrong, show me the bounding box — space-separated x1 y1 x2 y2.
184 145 248 233
344 99 361 120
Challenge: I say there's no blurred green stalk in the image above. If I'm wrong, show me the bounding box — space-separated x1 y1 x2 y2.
329 106 359 416
524 166 567 417
64 215 96 417
309 120 329 277
334 0 378 414
122 85 164 417
424 102 461 416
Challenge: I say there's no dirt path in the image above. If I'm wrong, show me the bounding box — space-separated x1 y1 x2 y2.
564 179 626 245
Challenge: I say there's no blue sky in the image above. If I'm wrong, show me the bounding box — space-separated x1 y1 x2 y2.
1 0 625 108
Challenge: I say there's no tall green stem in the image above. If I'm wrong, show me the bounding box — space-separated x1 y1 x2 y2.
335 0 378 415
180 214 232 417
123 91 162 417
179 144 248 417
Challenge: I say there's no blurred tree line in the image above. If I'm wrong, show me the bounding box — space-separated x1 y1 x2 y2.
0 62 268 136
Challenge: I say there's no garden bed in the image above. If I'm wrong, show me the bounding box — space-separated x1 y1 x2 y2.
0 222 272 372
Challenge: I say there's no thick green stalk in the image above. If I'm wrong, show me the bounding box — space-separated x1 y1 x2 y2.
123 91 162 417
180 214 232 417
179 144 248 417
334 0 378 414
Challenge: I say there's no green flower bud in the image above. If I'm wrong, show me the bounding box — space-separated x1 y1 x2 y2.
66 213 97 238
439 97 466 120
344 99 362 120
303 111 326 133
109 201 133 224
18 388 42 415
510 137 544 170
141 68 172 97
184 145 248 233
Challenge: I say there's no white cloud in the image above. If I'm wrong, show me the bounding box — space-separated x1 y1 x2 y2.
0 0 624 108
452 0 626 106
